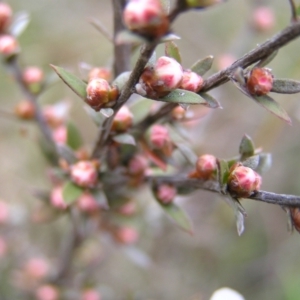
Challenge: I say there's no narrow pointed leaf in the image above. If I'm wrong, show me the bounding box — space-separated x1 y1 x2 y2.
242 155 260 170
175 142 198 166
191 55 214 76
160 33 181 43
67 122 82 150
113 133 136 145
239 134 255 159
159 89 207 105
115 30 147 45
170 122 191 141
113 71 131 91
253 94 291 124
89 18 113 43
218 159 230 187
165 41 182 64
256 153 272 174
84 106 106 126
62 181 84 205
199 92 221 108
10 11 30 37
271 79 300 94
159 202 193 234
50 65 87 100
100 108 114 118
255 50 278 68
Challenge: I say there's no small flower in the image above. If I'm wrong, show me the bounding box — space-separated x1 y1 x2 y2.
22 67 44 84
115 226 139 244
14 100 36 120
246 67 273 96
88 67 111 82
180 70 204 92
139 56 183 98
50 186 68 210
70 161 98 188
86 78 118 111
111 105 133 132
35 284 59 300
0 3 12 32
156 184 177 204
195 154 217 180
0 34 19 56
252 6 275 32
123 0 169 38
227 164 262 197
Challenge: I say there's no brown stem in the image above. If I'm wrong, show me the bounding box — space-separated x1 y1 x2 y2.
148 175 300 207
288 0 298 23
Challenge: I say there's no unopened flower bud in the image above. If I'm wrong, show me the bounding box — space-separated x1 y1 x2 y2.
24 258 49 280
246 67 273 96
180 70 203 92
195 154 217 180
115 226 139 244
123 0 169 38
150 124 169 149
119 201 137 215
171 105 186 120
156 184 177 204
139 56 183 98
77 193 98 213
216 54 236 70
50 186 68 210
52 125 67 145
128 155 148 176
88 67 111 82
227 164 262 197
82 289 102 300
35 284 59 300
0 34 18 56
111 105 133 133
252 7 275 32
22 67 44 84
0 3 12 32
70 160 98 188
42 105 66 128
15 100 36 120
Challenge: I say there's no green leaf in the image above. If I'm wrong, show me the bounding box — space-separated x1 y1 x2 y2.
271 79 300 94
255 50 278 68
10 11 30 37
239 134 255 160
50 65 87 100
159 89 208 105
165 41 182 64
62 181 84 205
175 142 198 166
191 55 214 76
84 106 106 126
242 155 260 170
218 159 229 189
199 93 221 108
159 202 193 234
256 153 272 174
253 94 292 125
67 122 82 150
159 33 181 43
112 133 136 145
113 71 131 91
297 5 300 16
115 30 147 45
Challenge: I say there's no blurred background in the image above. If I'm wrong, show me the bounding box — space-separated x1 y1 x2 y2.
0 0 300 299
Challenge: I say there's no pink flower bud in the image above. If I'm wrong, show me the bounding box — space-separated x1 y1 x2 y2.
50 186 68 210
246 67 273 96
195 154 217 180
77 193 99 213
0 3 12 32
82 289 102 300
0 201 9 224
70 161 98 188
15 100 36 120
35 285 59 300
88 67 111 82
111 105 133 133
0 34 18 56
171 105 186 120
128 155 148 176
22 67 44 84
116 226 139 244
24 258 49 280
42 104 68 129
86 78 110 111
139 56 183 98
180 70 204 92
227 164 262 197
216 54 236 70
252 7 275 32
119 201 137 215
52 125 67 145
150 124 169 149
156 184 177 204
123 0 169 38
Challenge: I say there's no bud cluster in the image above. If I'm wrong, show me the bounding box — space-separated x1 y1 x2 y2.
70 160 99 188
111 105 133 133
123 0 169 39
156 184 177 204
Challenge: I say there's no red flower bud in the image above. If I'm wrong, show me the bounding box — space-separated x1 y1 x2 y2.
195 154 217 180
0 34 18 56
0 3 12 32
139 56 183 98
35 285 59 300
156 184 177 204
246 67 273 96
70 161 98 188
123 0 169 38
252 7 275 32
227 164 262 197
88 67 111 82
111 105 133 133
14 100 36 120
180 70 204 92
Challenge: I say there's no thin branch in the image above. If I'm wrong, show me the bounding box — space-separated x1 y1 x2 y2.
90 18 114 43
148 175 300 207
5 56 58 162
288 0 298 23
